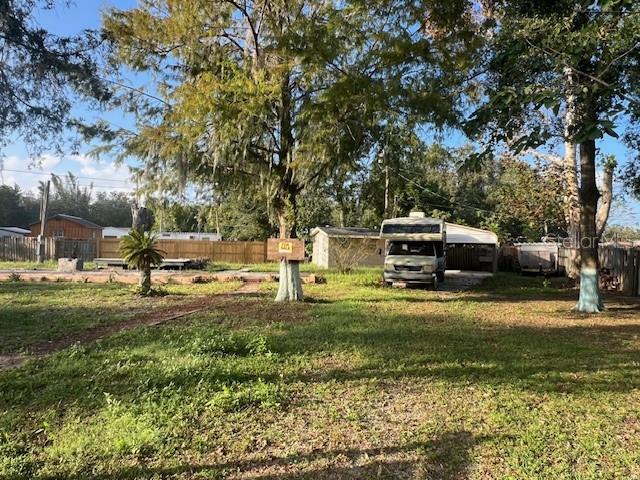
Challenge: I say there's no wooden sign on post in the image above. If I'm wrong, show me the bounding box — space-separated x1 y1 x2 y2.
267 238 305 261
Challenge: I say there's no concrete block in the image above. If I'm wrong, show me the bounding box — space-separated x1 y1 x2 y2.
58 258 84 272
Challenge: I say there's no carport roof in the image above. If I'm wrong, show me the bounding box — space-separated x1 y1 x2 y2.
445 223 499 245
311 223 499 245
311 227 380 239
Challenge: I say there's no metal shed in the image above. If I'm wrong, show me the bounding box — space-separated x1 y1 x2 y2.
310 227 385 269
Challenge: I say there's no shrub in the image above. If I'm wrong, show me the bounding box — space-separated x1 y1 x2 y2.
8 272 21 282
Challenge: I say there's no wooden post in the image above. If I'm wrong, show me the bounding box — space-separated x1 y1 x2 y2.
36 180 50 263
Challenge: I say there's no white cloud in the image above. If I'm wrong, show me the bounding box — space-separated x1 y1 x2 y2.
1 153 135 195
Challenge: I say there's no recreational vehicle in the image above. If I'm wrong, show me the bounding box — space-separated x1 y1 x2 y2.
380 212 446 288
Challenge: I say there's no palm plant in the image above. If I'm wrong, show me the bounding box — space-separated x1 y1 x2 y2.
119 230 165 295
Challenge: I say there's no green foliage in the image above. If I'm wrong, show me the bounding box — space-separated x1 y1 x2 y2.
98 0 468 239
0 179 132 229
119 230 165 295
192 332 271 357
208 381 284 412
486 156 566 241
0 185 39 228
463 1 640 152
0 0 109 157
603 224 640 241
118 230 164 271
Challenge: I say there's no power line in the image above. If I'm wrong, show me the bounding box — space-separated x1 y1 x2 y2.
0 168 132 184
388 164 495 215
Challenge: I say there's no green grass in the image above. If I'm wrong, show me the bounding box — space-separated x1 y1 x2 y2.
206 261 327 273
0 281 239 355
1 273 640 479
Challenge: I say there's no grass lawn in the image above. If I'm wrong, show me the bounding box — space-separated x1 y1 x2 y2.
1 272 640 479
0 281 240 355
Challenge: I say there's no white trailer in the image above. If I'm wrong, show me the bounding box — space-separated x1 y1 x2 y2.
380 212 446 288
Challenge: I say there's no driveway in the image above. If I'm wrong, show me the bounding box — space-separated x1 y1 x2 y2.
439 270 493 291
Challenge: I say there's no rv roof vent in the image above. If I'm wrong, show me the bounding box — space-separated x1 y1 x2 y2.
409 211 426 218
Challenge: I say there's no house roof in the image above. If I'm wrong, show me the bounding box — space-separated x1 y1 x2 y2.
0 227 30 234
30 214 103 229
311 227 380 239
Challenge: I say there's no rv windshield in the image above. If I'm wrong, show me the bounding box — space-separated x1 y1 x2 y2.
388 241 437 256
381 223 440 234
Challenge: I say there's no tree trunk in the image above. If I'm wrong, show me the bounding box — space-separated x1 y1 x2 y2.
132 205 153 232
563 142 581 278
273 67 303 302
563 67 582 279
140 264 152 295
274 199 303 302
595 158 615 238
275 258 303 301
574 139 603 313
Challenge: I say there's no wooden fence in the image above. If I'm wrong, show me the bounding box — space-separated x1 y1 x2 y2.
559 245 640 296
0 237 96 262
0 237 268 264
98 239 267 264
500 244 639 296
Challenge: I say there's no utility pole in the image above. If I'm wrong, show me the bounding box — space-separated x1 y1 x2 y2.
384 162 390 219
378 146 390 219
36 180 50 263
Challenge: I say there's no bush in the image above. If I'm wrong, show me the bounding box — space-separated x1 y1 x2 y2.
8 272 21 282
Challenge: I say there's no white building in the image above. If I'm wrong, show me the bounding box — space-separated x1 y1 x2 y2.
102 227 221 241
156 231 222 241
102 227 131 239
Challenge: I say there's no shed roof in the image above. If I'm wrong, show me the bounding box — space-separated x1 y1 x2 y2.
311 226 380 239
0 227 30 234
30 214 103 229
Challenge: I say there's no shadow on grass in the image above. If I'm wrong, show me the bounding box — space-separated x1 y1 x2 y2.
37 431 479 480
2 293 640 420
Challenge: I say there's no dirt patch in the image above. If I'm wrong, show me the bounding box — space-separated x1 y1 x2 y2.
0 282 273 371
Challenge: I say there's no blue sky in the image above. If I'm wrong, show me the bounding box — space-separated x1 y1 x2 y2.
2 0 137 195
2 0 639 228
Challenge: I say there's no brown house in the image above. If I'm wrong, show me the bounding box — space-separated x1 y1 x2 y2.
28 214 103 239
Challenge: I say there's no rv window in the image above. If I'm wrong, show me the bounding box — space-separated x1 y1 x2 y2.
382 224 440 234
388 241 437 256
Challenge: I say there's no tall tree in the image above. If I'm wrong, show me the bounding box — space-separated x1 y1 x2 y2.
486 156 566 241
0 0 109 157
463 0 640 312
101 0 461 300
0 184 39 226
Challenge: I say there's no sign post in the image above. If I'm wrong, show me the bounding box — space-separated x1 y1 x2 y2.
267 238 305 262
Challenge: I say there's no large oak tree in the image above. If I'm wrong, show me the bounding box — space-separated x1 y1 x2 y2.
463 0 640 312
101 0 462 300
